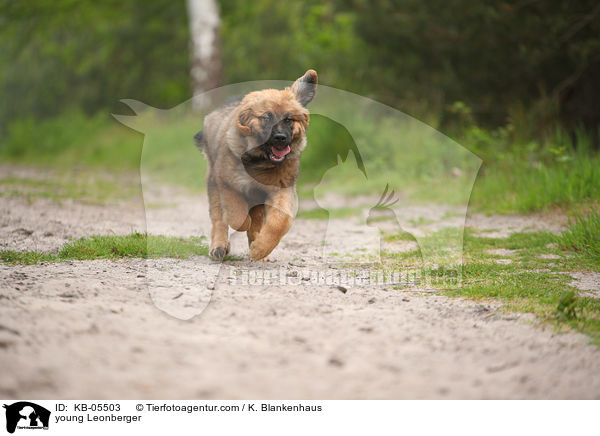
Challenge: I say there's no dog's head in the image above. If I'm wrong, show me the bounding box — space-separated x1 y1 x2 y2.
236 70 317 164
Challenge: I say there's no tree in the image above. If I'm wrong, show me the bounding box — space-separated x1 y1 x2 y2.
187 0 222 109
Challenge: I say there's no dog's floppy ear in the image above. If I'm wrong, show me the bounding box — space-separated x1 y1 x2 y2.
236 106 253 136
290 69 317 107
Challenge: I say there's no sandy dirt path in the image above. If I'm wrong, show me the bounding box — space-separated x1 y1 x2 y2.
1 169 599 399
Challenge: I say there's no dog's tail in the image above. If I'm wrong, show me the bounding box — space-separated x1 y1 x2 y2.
194 130 205 151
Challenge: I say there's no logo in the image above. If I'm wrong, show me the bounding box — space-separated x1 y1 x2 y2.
3 402 50 434
114 81 480 320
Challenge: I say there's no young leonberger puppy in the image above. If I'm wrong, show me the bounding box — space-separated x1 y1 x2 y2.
195 70 317 260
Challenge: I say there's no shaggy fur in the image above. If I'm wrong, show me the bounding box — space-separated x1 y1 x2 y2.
196 70 317 260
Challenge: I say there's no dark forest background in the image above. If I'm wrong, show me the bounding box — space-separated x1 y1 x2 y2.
2 1 599 138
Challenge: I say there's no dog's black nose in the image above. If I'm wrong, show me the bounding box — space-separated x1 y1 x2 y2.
273 133 287 144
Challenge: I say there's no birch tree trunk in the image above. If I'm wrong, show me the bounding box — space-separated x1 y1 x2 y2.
187 0 222 110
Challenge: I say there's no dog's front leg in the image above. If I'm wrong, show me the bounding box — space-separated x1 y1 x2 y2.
247 205 265 246
220 184 251 232
207 178 230 260
249 188 296 260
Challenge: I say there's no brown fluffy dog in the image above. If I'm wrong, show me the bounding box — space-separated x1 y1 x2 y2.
195 70 317 260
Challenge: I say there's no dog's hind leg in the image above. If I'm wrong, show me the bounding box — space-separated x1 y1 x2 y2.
207 178 230 260
247 205 265 246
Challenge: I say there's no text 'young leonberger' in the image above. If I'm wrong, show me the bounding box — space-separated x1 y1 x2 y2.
195 70 317 260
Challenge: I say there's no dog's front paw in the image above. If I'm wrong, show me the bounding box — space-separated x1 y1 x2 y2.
209 242 230 260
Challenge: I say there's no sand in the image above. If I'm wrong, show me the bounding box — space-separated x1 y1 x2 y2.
1 173 599 399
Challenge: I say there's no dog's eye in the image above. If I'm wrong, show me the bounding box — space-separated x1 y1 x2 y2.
259 112 273 121
284 117 293 124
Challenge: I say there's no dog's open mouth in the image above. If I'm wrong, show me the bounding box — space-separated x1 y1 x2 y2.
268 144 291 162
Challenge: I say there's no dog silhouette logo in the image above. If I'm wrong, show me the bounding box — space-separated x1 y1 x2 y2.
3 402 50 434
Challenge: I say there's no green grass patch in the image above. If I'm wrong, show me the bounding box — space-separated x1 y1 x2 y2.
463 227 598 271
0 110 206 192
296 206 363 220
447 260 600 344
59 233 209 259
2 110 599 215
0 250 55 265
557 210 600 261
466 128 600 214
1 233 213 265
470 156 600 214
0 111 142 171
380 248 422 265
380 227 600 343
0 174 139 204
383 232 417 243
408 217 435 226
296 208 329 220
464 230 557 256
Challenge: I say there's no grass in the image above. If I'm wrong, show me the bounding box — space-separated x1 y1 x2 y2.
0 233 212 265
0 110 207 192
465 127 600 214
453 261 600 344
0 174 139 204
557 210 600 260
469 154 600 214
0 250 55 265
381 226 600 343
1 111 142 171
1 109 598 215
383 232 417 243
296 206 363 220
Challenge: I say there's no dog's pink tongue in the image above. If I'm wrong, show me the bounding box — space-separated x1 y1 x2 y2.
272 145 290 158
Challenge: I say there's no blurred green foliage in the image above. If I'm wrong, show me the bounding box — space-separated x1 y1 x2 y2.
354 0 600 130
219 0 366 94
1 0 599 213
0 0 190 130
2 0 599 136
